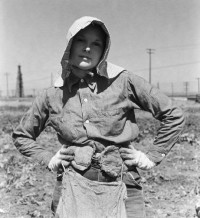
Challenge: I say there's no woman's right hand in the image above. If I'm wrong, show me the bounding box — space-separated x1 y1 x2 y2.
48 147 75 172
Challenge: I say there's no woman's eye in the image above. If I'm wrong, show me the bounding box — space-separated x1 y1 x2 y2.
76 38 84 42
94 42 102 47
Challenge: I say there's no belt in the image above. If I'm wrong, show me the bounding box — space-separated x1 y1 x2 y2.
57 165 142 188
81 166 117 182
57 165 118 183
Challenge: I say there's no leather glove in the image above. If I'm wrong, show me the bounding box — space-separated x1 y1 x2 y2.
119 144 155 170
70 146 94 171
99 145 124 178
48 146 74 172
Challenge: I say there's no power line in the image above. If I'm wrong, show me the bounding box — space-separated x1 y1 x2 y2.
22 71 60 84
155 43 200 52
111 43 200 59
134 60 200 72
151 60 200 71
24 76 50 83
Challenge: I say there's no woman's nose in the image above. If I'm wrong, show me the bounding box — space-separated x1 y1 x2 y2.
84 46 90 53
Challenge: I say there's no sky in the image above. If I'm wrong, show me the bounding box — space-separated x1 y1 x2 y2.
1 0 200 96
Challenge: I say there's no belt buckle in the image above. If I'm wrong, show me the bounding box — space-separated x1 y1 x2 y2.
91 154 101 169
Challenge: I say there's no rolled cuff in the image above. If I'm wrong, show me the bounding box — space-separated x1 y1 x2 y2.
34 151 55 166
136 151 155 170
146 149 167 165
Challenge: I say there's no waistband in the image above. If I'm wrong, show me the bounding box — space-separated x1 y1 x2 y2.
57 165 141 189
81 166 118 182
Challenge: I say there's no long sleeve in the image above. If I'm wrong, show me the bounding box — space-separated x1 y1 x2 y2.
127 72 185 164
12 90 54 166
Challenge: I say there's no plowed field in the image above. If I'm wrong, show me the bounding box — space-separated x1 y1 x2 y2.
0 99 199 218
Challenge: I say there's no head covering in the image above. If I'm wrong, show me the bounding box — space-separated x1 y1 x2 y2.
54 16 124 87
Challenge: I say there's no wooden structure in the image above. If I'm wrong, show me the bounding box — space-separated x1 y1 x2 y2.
15 65 24 97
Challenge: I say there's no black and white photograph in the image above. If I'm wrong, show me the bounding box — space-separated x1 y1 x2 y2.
0 0 200 217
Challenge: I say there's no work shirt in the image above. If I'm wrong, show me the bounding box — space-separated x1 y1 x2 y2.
12 70 185 168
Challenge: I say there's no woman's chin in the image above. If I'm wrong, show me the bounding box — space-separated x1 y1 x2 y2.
78 66 92 71
78 62 93 70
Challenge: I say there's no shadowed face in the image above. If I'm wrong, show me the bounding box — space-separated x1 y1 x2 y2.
69 24 106 71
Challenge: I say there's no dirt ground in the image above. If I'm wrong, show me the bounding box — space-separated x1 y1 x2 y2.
0 99 200 218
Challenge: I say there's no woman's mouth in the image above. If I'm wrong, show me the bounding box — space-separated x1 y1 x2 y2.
80 55 90 60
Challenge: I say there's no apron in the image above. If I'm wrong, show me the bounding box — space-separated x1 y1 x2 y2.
54 168 127 218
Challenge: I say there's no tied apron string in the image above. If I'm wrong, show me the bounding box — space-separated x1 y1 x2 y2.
56 161 66 179
96 163 124 182
94 149 125 182
120 162 124 182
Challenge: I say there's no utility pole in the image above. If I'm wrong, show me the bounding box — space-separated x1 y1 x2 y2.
171 82 174 99
184 82 189 98
51 73 53 86
4 72 9 97
197 78 200 94
32 89 36 97
146 48 155 84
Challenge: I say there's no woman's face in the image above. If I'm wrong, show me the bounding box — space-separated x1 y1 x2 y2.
69 24 106 71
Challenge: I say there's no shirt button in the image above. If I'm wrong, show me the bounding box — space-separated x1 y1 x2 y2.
85 120 89 124
161 153 165 157
84 98 88 102
80 79 84 83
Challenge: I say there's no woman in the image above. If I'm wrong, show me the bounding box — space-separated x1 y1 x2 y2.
13 16 185 218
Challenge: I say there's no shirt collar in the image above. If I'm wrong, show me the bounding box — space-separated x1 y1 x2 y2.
66 71 97 93
66 73 79 92
54 62 125 88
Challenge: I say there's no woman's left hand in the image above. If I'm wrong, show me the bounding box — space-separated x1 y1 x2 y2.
119 144 155 170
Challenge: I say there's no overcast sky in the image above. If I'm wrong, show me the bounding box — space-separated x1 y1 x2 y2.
1 0 200 95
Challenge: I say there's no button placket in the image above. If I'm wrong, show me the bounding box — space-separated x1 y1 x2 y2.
78 86 91 128
83 98 89 125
